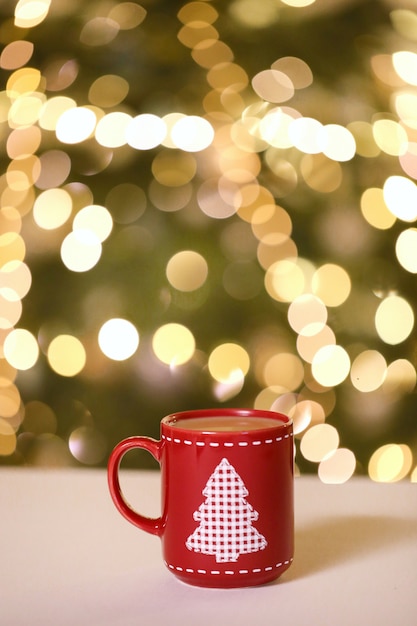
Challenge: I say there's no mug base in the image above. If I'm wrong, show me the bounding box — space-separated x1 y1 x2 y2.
165 559 293 589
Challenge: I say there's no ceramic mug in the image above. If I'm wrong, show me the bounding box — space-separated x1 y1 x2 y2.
107 408 294 588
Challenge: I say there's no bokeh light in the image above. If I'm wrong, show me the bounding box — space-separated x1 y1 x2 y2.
3 329 39 370
375 296 414 345
73 205 113 243
300 424 340 463
60 230 102 272
152 323 195 366
368 444 413 482
0 0 415 480
350 350 387 393
126 114 167 150
98 319 139 361
47 335 86 377
311 345 351 387
208 343 250 384
56 107 97 144
395 228 417 273
33 188 72 229
318 448 356 484
166 250 208 292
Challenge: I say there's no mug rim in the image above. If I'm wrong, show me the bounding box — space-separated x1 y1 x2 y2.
161 407 292 433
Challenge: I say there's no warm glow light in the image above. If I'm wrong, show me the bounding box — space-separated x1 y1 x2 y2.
60 230 102 272
300 423 340 463
0 260 31 300
14 0 51 28
281 0 315 6
95 112 132 148
80 17 120 47
166 250 208 292
319 124 356 162
152 323 195 366
0 295 22 329
264 258 310 303
197 178 238 219
0 233 26 265
0 40 34 70
207 62 248 92
0 383 20 417
348 120 380 157
312 264 351 307
400 142 417 179
126 114 167 150
0 0 416 478
213 369 245 402
296 324 336 364
259 107 295 149
350 350 387 392
88 74 129 108
0 419 16 456
368 443 413 482
301 153 342 193
108 2 147 29
289 399 323 435
56 107 97 144
392 50 417 86
9 94 45 128
289 117 322 154
208 343 250 383
360 187 396 229
170 116 214 152
37 149 71 189
47 335 86 376
395 228 417 273
318 448 356 484
311 345 350 387
382 359 416 394
251 69 294 103
39 96 77 131
375 296 414 344
7 125 41 159
98 318 139 361
272 56 313 89
372 119 408 156
229 0 280 28
394 92 417 129
262 352 304 391
391 9 417 41
287 294 327 334
6 67 41 98
33 188 72 230
73 205 113 242
4 328 39 370
383 175 417 221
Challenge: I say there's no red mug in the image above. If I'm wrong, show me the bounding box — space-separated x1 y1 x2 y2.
107 408 294 588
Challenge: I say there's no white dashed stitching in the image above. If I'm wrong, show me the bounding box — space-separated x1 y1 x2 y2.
165 559 293 577
161 433 293 447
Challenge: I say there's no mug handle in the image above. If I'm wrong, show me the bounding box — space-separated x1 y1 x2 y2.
107 436 164 537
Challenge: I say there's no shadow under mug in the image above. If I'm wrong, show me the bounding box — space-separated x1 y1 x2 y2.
107 408 294 588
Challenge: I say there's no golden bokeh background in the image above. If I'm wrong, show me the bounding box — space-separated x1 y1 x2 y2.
0 0 416 482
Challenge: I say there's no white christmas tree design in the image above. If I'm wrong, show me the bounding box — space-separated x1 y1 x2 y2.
186 457 268 563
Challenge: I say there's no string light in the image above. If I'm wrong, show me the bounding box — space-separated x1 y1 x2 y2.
0 0 415 481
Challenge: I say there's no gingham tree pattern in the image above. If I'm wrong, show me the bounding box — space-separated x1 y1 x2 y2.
186 458 267 563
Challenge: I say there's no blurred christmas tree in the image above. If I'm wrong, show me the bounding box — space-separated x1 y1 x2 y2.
0 0 416 481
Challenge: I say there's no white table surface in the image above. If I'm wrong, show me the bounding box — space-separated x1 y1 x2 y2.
1 468 416 626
